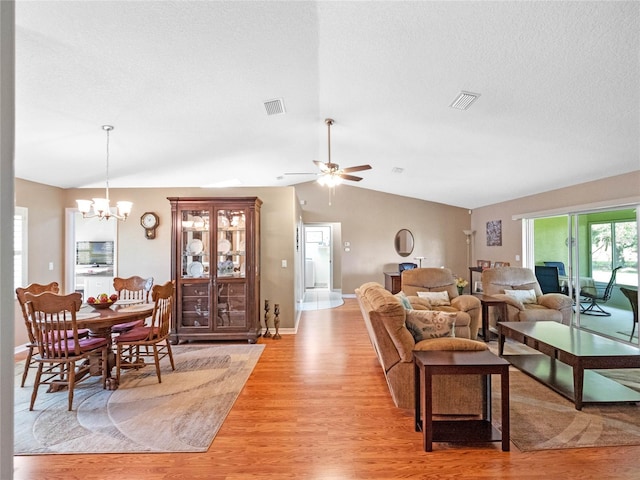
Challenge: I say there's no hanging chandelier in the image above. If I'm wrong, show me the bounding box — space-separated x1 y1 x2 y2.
76 125 132 221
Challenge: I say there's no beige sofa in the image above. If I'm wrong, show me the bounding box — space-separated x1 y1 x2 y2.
355 281 486 412
481 267 574 325
401 267 482 340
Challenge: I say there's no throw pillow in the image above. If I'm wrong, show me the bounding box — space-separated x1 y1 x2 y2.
416 290 451 306
504 289 537 304
405 310 456 343
414 337 488 351
394 291 413 310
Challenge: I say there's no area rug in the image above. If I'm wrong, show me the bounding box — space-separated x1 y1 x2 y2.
488 341 640 451
15 344 264 455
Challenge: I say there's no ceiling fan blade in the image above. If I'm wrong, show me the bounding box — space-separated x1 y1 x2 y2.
340 174 363 182
341 164 372 174
313 160 330 172
283 172 317 176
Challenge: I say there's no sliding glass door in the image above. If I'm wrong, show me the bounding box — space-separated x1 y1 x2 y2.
528 206 638 345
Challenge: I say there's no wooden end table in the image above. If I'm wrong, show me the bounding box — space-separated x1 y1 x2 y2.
413 349 510 452
474 294 507 341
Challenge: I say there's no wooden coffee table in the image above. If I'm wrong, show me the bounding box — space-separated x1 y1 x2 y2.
498 321 640 410
413 349 510 452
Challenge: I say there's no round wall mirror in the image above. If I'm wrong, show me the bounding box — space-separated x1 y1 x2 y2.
394 229 414 257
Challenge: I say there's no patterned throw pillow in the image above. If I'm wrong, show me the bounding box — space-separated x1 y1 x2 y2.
405 310 456 343
394 291 413 310
504 289 537 304
416 290 451 306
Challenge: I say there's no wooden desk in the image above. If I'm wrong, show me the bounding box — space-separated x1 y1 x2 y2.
384 272 401 294
414 349 510 452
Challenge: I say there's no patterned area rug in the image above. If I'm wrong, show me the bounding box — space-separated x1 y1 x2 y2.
489 340 640 451
15 344 264 454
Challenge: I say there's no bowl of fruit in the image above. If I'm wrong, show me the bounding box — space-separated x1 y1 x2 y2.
87 293 119 310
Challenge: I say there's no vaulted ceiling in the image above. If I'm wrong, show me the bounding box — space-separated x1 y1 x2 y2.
14 1 639 209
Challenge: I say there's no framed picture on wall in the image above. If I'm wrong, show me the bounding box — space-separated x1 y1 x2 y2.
486 220 502 246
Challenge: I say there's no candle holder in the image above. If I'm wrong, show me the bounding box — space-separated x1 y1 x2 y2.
273 304 281 339
263 300 272 338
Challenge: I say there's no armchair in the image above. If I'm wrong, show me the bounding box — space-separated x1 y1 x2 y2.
481 267 573 326
401 268 481 340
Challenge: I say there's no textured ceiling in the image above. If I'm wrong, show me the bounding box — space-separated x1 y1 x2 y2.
14 1 640 209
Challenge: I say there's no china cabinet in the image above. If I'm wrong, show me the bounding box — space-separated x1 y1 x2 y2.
168 197 262 343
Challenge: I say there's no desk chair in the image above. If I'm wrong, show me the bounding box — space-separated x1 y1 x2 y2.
534 266 563 294
544 261 567 277
399 262 418 273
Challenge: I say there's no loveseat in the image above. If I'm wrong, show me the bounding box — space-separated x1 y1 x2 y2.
401 267 482 340
481 267 574 325
355 281 486 412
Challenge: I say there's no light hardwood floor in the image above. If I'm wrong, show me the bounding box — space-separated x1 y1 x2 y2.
14 299 640 479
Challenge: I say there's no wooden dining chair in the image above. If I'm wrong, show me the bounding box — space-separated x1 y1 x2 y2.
16 282 89 387
24 291 109 411
111 276 153 335
115 280 176 384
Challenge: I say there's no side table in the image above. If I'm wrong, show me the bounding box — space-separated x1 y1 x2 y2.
384 272 401 294
413 349 510 452
475 294 508 341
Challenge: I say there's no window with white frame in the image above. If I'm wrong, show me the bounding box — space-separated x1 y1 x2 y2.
14 207 28 289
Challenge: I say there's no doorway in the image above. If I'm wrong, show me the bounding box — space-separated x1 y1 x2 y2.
65 209 118 299
304 224 332 290
526 206 638 344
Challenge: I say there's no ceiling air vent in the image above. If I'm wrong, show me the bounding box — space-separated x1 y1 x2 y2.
449 91 481 110
264 98 286 116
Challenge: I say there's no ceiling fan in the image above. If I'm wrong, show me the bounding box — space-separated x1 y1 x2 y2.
285 118 372 187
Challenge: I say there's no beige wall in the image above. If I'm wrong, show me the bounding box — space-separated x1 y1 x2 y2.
14 180 298 347
472 171 640 267
295 182 473 293
15 170 639 348
14 180 66 346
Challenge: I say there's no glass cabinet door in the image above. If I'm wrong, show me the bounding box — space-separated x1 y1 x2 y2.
180 208 210 279
215 207 248 329
215 207 246 277
179 207 211 329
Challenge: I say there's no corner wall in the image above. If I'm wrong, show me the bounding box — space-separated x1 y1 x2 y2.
471 171 640 266
295 182 472 293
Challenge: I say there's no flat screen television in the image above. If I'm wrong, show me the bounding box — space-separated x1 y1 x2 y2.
76 241 114 266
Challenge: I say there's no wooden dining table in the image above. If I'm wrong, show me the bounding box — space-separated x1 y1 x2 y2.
73 301 154 389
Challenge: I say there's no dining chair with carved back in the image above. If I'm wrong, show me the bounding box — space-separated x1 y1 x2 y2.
115 280 176 384
24 291 109 411
16 282 89 387
110 276 154 335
